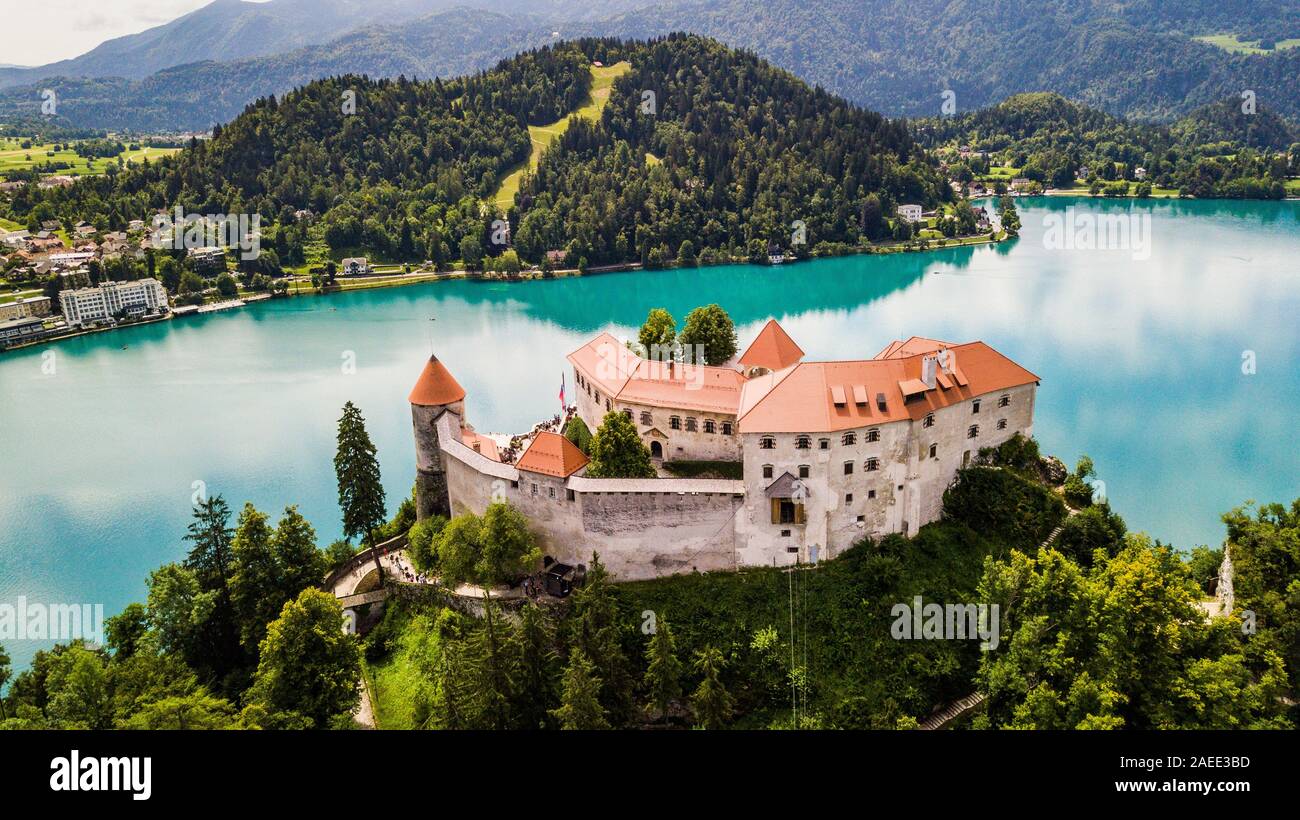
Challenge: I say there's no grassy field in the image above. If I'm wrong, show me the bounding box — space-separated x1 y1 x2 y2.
1194 33 1300 55
0 138 180 178
489 61 631 211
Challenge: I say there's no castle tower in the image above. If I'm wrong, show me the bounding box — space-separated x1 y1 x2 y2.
409 352 467 520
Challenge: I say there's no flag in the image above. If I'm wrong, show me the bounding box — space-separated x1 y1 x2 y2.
559 372 566 412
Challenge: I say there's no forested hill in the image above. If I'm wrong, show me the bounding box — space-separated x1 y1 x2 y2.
3 36 948 268
5 0 1300 133
911 93 1299 199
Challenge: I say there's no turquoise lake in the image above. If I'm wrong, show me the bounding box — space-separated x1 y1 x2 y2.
1 196 1298 672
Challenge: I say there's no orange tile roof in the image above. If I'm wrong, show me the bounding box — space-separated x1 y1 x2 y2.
739 319 805 371
516 431 589 477
737 341 1039 433
462 430 501 462
409 353 466 406
874 336 955 360
568 332 744 415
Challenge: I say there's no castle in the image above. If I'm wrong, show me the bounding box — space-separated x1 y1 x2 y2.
411 320 1039 579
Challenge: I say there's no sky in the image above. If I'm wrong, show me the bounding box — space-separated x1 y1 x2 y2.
1 0 221 67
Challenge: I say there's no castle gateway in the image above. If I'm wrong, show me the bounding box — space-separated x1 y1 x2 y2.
412 320 1039 580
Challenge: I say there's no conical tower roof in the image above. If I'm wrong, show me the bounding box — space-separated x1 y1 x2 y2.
409 353 466 406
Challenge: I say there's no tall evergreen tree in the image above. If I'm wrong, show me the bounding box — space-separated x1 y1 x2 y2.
229 503 280 656
551 649 609 730
271 505 327 600
690 645 733 730
643 615 683 722
184 494 235 595
569 553 634 724
335 401 387 586
511 603 559 729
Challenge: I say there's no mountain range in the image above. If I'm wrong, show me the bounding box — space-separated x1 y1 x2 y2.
1 0 1299 131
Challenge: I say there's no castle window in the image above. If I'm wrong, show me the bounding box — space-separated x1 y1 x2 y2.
865 457 879 472
997 419 1008 430
799 465 810 479
531 483 538 495
929 443 938 459
511 480 519 489
796 435 811 450
845 493 853 504
567 489 576 501
594 390 600 404
998 394 1011 408
762 464 774 479
605 399 611 411
865 428 880 443
640 410 652 425
968 424 980 439
819 438 830 450
704 419 716 434
843 461 854 475
841 432 857 446
670 416 682 430
868 489 876 499
623 408 633 420
549 486 556 499
972 400 981 414
721 421 733 435
760 436 775 449
923 413 935 428
685 417 698 432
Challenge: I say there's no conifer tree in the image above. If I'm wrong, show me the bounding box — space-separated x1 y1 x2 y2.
335 401 387 585
229 503 280 654
551 649 609 730
643 615 683 722
569 553 634 723
271 505 327 600
690 645 734 730
511 602 558 729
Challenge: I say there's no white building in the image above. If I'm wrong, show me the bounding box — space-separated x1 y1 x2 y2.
59 279 168 328
897 204 924 223
412 321 1041 580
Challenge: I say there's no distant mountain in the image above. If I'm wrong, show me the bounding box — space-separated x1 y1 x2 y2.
2 0 1300 131
0 10 556 132
0 0 660 90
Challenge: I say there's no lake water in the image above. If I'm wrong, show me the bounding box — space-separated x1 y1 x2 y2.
1 196 1297 673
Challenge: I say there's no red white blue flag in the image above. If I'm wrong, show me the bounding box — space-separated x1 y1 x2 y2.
559 372 566 411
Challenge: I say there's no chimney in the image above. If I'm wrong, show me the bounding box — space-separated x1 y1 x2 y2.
938 347 954 373
921 354 937 389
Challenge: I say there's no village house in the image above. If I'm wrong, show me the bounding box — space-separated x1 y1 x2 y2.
1134 167 1147 180
341 257 370 276
411 320 1040 579
897 203 924 223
